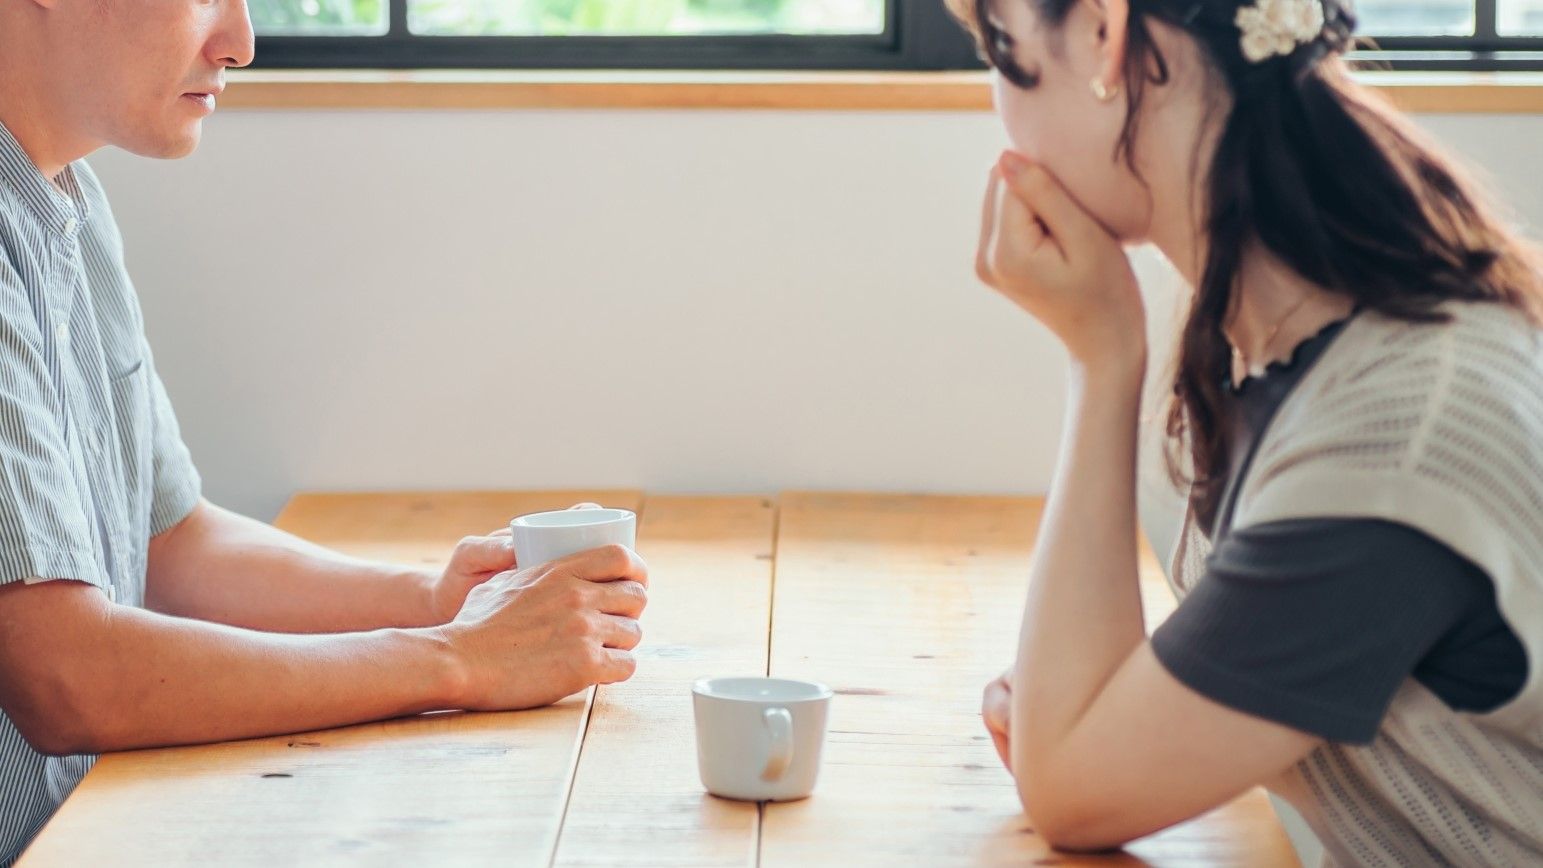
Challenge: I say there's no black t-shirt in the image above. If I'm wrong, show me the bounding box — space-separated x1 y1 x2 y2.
1150 313 1529 744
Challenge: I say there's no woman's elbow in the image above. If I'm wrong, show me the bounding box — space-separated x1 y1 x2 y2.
1017 775 1138 854
1037 817 1134 854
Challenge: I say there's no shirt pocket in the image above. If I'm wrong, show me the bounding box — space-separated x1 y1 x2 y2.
104 358 152 547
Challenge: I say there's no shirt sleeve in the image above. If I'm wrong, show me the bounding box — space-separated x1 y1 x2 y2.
0 258 108 589
143 340 201 536
1150 518 1494 744
70 161 201 538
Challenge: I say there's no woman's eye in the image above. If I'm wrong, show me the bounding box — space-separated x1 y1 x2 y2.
1013 66 1041 89
999 60 1040 90
985 28 1038 89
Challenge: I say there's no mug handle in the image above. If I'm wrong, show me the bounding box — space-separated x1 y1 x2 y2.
760 707 795 782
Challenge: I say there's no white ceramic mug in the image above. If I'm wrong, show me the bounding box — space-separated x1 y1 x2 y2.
692 677 833 802
508 506 637 567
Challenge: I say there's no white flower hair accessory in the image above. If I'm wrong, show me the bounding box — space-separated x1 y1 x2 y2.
1235 0 1327 63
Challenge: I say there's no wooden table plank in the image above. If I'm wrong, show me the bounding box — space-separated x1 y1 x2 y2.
760 492 1299 867
552 496 775 868
20 489 640 868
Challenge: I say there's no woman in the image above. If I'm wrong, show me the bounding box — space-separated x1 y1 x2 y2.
952 0 1543 862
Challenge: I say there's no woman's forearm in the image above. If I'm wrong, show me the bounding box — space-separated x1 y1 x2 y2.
1011 360 1148 795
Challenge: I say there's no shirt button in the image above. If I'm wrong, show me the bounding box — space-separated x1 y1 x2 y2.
63 217 78 235
55 322 70 343
106 585 117 602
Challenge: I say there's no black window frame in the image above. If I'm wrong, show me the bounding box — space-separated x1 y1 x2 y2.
250 0 1543 72
252 0 981 70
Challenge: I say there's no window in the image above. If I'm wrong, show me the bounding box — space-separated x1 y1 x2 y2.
1498 0 1543 35
1358 0 1474 36
1349 0 1543 68
408 0 885 37
248 0 1543 70
252 0 387 35
247 0 979 69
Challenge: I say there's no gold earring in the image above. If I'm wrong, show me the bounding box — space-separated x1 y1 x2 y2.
1090 77 1120 101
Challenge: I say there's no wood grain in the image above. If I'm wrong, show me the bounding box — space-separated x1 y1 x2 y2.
219 69 1543 114
19 490 640 868
19 490 1299 867
552 496 776 867
219 70 993 112
758 492 1299 867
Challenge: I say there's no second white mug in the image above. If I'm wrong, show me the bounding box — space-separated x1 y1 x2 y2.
692 676 833 802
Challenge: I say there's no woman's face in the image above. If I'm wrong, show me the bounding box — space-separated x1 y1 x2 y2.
986 0 1155 241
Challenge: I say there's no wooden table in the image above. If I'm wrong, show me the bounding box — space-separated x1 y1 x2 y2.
19 491 1299 867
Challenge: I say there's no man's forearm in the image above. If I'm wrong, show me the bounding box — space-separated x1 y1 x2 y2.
146 501 439 633
5 584 462 756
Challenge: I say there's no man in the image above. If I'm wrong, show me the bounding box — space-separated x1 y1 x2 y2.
0 1 649 861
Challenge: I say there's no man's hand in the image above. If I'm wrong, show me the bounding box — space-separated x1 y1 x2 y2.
443 543 649 710
429 503 605 623
1 504 643 757
430 531 517 624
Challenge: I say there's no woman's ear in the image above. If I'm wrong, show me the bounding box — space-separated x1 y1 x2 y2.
1089 0 1130 101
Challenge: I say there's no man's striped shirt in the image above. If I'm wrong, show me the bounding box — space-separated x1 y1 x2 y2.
0 121 202 864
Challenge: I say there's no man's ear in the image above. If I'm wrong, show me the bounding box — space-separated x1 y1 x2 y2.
1088 0 1130 99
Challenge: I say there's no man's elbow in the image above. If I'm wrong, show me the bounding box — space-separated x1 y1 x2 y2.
18 723 95 758
8 681 110 757
0 580 125 756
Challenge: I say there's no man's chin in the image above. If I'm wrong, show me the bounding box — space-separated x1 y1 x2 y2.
118 125 203 160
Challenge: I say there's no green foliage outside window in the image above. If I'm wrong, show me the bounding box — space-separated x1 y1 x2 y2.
248 0 886 36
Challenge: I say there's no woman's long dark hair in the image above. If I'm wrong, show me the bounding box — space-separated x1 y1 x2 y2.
949 0 1543 522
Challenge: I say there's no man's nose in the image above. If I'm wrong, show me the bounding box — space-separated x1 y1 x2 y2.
209 0 256 69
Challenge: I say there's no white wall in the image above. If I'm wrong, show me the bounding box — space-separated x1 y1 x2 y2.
87 109 1543 521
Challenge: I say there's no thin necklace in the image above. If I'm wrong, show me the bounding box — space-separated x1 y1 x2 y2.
1229 292 1314 377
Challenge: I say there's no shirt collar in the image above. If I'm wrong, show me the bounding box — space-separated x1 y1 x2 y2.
0 119 91 239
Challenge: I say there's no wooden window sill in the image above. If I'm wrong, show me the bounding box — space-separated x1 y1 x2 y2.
219 69 1543 113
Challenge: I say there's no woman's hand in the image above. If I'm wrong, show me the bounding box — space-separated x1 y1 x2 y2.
976 151 1146 372
982 667 1014 770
